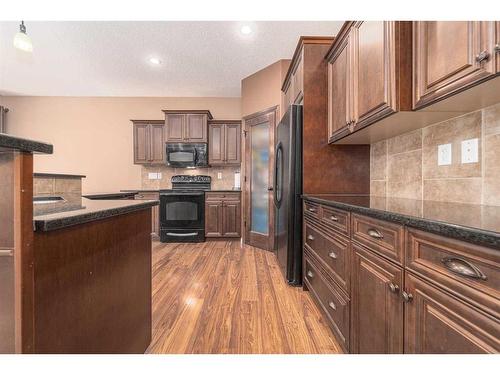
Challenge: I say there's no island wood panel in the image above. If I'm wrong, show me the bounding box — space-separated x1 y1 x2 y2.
147 240 342 354
33 209 152 353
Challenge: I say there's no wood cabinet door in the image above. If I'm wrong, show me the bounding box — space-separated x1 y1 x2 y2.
152 205 160 238
224 123 241 164
185 114 207 142
350 244 404 353
404 273 500 353
205 201 223 237
328 34 351 142
149 123 165 163
413 21 495 109
133 123 150 164
208 123 225 165
352 21 397 129
292 54 303 103
222 200 241 237
165 114 185 142
496 21 500 73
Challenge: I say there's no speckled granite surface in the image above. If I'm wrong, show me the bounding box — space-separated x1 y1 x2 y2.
34 196 158 232
0 133 53 154
303 194 500 249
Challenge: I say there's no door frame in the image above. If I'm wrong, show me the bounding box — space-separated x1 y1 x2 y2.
242 106 278 251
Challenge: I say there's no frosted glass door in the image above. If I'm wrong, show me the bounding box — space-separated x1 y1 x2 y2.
250 123 269 234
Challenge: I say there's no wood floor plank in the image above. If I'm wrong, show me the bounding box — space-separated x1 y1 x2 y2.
147 240 341 354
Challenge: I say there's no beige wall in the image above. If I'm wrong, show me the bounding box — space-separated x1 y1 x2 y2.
241 59 290 118
370 102 500 206
1 96 241 193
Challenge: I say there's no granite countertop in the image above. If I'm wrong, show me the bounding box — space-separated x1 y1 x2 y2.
34 196 159 232
0 133 53 154
83 191 138 199
303 194 500 249
34 172 86 178
119 189 241 193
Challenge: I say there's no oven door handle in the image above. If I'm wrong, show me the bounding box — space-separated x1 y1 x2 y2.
166 232 199 237
161 191 205 196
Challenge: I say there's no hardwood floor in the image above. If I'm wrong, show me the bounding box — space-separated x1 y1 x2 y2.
146 240 342 354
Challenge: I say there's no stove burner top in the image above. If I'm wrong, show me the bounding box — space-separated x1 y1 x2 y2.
169 175 211 191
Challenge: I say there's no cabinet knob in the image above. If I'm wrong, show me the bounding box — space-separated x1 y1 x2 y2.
307 270 314 278
388 282 400 294
328 252 337 259
495 44 500 53
328 301 337 310
329 215 338 222
476 50 490 63
402 291 413 303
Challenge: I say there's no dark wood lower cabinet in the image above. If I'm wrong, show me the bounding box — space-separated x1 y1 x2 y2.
205 192 241 238
135 192 160 238
350 243 404 353
404 273 500 353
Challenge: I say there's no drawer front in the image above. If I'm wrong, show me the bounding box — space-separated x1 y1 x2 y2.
205 192 240 201
321 206 349 236
304 256 350 351
352 214 404 265
406 228 500 319
304 201 321 220
135 192 159 200
305 223 350 293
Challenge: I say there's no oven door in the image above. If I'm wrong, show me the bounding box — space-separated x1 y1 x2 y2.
165 143 196 168
160 191 205 229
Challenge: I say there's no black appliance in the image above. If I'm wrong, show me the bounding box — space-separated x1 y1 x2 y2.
159 175 211 243
165 143 208 168
274 104 303 285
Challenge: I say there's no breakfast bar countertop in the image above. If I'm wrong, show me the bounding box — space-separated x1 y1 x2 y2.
302 194 500 249
33 196 159 232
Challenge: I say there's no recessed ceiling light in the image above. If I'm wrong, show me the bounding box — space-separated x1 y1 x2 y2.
240 25 252 35
149 57 162 65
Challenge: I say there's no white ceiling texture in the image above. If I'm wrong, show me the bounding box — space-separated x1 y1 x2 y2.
0 21 343 97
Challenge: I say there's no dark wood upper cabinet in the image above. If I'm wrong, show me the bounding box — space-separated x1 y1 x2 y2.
404 273 500 353
132 120 165 165
163 110 213 143
326 21 412 144
208 120 241 166
350 243 404 353
413 21 496 110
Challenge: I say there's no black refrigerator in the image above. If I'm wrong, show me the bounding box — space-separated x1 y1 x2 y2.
274 104 303 285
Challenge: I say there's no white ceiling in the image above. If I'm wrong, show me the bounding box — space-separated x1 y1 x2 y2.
0 21 343 97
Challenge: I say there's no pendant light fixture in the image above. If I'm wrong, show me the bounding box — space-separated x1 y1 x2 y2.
13 21 33 52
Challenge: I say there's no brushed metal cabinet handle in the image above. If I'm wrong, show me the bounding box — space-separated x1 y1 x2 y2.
307 270 314 278
307 234 315 241
367 228 384 239
441 257 487 280
308 207 316 212
476 50 490 63
402 291 413 303
328 301 337 310
328 252 337 259
389 282 400 294
329 215 338 222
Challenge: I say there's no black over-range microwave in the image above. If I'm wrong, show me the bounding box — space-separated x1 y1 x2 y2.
165 143 208 168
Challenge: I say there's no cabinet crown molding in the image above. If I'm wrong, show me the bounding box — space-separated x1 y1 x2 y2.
162 109 213 120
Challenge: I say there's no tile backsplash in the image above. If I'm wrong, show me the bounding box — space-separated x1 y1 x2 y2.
34 176 83 197
370 102 500 206
141 165 241 190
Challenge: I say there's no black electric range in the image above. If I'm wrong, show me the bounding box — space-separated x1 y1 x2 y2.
159 175 211 243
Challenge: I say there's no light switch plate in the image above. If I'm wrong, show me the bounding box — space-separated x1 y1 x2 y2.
461 138 479 164
438 143 452 166
148 172 160 180
217 172 222 180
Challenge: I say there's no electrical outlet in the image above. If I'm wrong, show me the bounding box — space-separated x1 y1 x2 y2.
217 172 222 180
438 143 452 166
157 173 162 179
461 138 479 164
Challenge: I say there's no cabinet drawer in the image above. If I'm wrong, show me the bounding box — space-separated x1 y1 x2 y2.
406 228 500 319
205 192 240 201
134 192 159 200
304 256 350 352
321 206 349 236
352 214 404 265
304 201 320 220
305 223 350 293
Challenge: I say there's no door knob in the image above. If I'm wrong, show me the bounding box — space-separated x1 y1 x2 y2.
267 187 274 191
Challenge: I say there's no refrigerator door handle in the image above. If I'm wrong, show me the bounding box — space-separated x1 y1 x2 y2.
274 142 283 208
